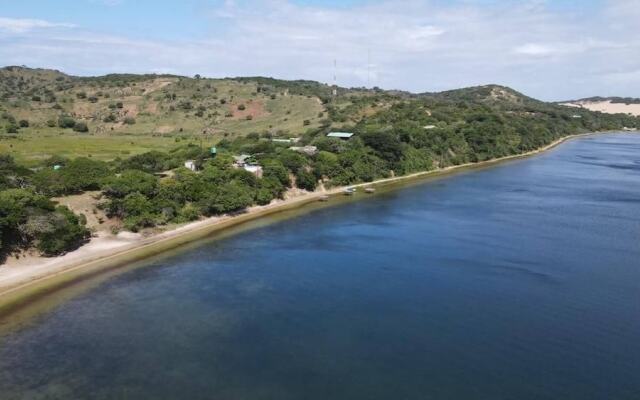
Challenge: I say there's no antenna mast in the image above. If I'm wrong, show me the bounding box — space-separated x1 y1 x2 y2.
367 49 371 88
332 59 337 97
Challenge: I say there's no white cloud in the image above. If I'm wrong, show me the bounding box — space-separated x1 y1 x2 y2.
514 43 557 56
1 0 640 100
0 17 75 33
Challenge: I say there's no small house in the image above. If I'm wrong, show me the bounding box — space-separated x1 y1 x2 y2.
424 125 436 130
184 160 197 171
327 132 354 140
53 165 62 171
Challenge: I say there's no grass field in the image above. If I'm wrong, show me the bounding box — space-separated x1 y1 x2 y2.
0 132 212 166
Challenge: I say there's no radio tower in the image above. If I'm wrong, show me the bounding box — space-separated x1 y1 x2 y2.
332 59 338 97
367 49 371 88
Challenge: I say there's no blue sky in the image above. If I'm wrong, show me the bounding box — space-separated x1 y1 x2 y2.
1 0 638 100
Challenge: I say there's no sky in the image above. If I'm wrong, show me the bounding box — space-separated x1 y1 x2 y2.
0 0 639 101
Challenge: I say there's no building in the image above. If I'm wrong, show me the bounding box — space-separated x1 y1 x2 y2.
184 160 197 171
289 145 318 156
424 125 436 130
327 132 354 140
243 165 263 178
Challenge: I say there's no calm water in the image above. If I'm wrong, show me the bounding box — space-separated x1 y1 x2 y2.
1 133 639 399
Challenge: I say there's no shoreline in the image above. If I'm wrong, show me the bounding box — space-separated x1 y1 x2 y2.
0 130 615 316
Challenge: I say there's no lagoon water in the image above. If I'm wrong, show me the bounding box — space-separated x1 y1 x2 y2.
1 133 640 399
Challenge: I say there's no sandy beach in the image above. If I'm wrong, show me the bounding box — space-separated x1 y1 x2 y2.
0 131 617 312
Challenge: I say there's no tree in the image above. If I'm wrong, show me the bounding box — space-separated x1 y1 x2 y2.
0 189 88 256
18 120 29 128
198 182 253 215
295 168 317 191
102 170 158 198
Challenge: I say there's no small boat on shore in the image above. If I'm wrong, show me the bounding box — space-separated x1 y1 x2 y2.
318 195 330 202
343 187 356 196
364 187 376 193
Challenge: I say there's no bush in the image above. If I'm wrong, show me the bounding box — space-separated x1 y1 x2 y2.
123 116 136 125
31 95 41 102
103 114 117 123
116 102 124 109
73 121 89 132
46 119 56 127
58 116 76 129
237 104 246 111
19 120 29 128
5 124 18 133
88 96 99 103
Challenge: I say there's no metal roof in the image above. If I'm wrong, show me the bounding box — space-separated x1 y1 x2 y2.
327 132 354 138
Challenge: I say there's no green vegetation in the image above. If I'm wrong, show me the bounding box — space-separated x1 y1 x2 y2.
0 156 90 257
1 66 639 257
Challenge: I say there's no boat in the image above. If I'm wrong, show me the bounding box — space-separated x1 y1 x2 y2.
365 187 376 193
318 195 330 202
343 187 356 196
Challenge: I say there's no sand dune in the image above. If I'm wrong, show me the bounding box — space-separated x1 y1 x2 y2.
561 100 640 116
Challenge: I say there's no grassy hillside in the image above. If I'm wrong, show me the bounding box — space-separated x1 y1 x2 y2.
0 67 325 166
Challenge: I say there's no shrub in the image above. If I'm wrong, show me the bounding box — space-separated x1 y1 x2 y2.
116 101 124 109
31 95 41 102
103 114 117 123
76 92 87 99
73 121 89 132
58 116 76 129
123 116 136 125
19 120 29 128
237 104 246 111
5 124 18 133
46 119 56 127
303 120 310 126
88 96 98 103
